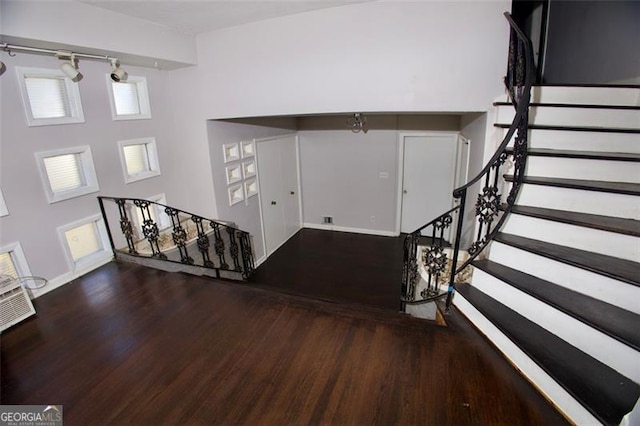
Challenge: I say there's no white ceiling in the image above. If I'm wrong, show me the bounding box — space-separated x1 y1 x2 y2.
78 0 373 35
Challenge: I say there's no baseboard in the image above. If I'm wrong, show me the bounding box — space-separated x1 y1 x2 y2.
303 222 399 237
28 254 114 299
254 255 266 268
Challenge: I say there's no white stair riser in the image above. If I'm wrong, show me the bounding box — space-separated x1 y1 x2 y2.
454 294 601 426
496 86 640 106
511 156 640 183
502 215 639 262
515 184 640 220
473 270 640 383
489 242 640 314
497 105 640 129
532 86 640 106
504 128 640 153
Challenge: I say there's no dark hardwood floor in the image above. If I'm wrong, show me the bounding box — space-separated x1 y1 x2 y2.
1 246 569 425
249 229 405 310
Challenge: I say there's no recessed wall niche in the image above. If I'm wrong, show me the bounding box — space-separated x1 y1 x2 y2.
241 140 255 158
223 142 240 163
225 164 242 184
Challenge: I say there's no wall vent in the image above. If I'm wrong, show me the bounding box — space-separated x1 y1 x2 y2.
0 276 36 332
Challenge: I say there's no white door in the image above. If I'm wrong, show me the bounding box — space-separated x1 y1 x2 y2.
279 136 301 242
257 135 301 257
400 134 458 234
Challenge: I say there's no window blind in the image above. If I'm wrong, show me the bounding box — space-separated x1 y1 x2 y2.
24 77 72 119
112 82 141 116
64 222 101 261
123 144 150 175
0 252 18 279
43 154 84 193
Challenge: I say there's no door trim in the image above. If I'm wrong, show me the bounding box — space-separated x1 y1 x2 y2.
255 133 302 261
395 131 461 236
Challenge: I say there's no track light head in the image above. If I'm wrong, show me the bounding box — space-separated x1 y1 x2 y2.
59 54 82 82
109 58 127 82
0 61 6 76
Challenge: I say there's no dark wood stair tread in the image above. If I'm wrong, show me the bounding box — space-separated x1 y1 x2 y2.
456 283 640 425
473 259 640 350
494 233 640 286
495 101 640 110
504 174 640 196
505 147 640 162
495 123 640 134
508 205 640 237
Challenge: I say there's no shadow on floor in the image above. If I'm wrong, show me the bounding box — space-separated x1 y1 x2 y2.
248 228 405 311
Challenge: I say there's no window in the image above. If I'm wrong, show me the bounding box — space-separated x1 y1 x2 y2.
35 146 100 203
16 66 85 126
0 243 32 279
107 75 151 120
0 188 8 217
118 138 160 183
58 215 111 271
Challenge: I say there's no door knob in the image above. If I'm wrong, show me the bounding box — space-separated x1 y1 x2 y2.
271 201 277 205
403 189 408 194
290 191 295 195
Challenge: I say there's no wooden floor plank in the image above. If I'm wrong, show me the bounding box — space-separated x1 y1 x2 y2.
1 240 569 425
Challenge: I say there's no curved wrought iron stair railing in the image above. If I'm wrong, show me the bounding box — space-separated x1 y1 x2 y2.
401 12 535 311
98 196 255 280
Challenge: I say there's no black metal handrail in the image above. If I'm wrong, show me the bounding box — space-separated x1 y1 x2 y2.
401 12 535 310
98 196 255 279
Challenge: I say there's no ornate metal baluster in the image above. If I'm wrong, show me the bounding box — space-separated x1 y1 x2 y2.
238 232 254 278
134 200 166 259
227 227 241 271
163 207 193 264
402 232 420 303
192 216 214 268
116 198 137 254
211 222 228 269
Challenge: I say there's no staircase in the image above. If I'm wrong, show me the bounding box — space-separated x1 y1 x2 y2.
454 85 640 425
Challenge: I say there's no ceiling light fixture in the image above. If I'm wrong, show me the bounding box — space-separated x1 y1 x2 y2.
109 57 127 82
1 43 127 83
58 53 83 82
0 61 5 76
347 113 368 134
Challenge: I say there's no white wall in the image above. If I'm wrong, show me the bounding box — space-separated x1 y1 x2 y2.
193 0 510 119
0 52 190 294
207 118 297 262
298 114 462 235
460 112 490 247
1 0 197 69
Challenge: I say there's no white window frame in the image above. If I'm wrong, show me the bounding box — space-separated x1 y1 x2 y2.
35 146 100 204
0 188 8 217
118 137 161 183
107 75 152 120
16 66 85 127
57 214 112 272
0 242 33 279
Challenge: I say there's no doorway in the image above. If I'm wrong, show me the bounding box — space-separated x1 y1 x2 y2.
397 132 468 237
256 134 302 258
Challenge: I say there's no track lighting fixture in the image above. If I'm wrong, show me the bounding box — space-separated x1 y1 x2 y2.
59 54 83 83
347 113 368 134
0 61 5 76
109 58 127 82
1 43 131 83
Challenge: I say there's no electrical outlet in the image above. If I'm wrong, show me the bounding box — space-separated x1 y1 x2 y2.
323 216 333 224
